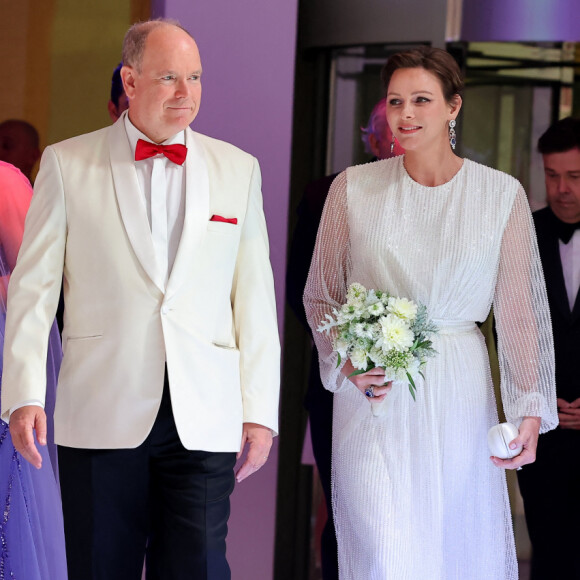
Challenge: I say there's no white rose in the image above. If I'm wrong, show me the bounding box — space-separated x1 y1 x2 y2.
379 314 415 352
387 297 418 321
350 348 369 370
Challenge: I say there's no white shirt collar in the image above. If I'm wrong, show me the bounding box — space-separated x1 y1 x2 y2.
123 112 186 157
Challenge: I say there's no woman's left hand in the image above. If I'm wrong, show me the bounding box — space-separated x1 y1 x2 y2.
490 416 541 470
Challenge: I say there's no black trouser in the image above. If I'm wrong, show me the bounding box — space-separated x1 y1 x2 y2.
517 428 580 580
58 377 236 580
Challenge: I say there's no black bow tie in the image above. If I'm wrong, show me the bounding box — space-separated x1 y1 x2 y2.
556 219 580 244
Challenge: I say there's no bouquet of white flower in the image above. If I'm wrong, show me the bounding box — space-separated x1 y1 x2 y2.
317 283 438 403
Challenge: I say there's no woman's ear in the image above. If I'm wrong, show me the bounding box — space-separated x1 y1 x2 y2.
449 94 462 119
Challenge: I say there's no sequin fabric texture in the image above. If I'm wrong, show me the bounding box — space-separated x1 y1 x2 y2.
304 156 558 580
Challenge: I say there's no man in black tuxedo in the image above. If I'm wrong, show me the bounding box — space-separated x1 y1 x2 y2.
517 116 580 580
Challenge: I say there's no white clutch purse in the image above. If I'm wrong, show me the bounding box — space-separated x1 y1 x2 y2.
487 422 522 459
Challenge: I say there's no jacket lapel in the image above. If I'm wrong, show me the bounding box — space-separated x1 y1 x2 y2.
538 228 571 320
165 128 210 300
571 290 580 322
108 114 165 293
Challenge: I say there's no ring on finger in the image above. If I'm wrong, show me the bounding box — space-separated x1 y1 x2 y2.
365 386 375 398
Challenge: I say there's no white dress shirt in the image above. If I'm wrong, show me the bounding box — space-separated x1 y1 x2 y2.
124 114 186 283
559 229 580 311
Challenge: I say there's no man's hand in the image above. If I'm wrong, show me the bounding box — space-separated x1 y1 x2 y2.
235 422 273 483
9 405 47 469
557 397 580 430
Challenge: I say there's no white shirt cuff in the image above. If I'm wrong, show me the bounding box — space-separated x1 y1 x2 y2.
9 400 45 417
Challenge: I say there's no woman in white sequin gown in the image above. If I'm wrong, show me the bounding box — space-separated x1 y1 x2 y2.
304 47 558 580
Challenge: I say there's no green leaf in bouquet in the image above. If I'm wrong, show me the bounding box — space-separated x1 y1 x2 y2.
336 352 342 368
406 372 417 401
348 368 370 378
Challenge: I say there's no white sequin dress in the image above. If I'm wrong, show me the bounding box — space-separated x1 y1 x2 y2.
304 156 558 580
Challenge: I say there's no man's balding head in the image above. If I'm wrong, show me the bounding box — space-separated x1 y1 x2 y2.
120 19 202 143
122 19 195 74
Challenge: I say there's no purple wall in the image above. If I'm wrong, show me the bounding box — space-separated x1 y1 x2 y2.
462 0 580 41
160 1 298 578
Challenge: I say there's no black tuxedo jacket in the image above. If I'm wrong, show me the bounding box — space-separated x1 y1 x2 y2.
533 207 580 403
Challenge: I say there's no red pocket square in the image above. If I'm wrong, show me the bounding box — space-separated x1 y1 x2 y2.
210 215 238 225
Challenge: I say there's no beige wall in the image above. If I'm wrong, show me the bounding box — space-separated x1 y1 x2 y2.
0 0 55 142
0 0 136 151
47 0 131 143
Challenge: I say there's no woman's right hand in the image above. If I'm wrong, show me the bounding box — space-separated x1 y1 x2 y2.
341 359 392 401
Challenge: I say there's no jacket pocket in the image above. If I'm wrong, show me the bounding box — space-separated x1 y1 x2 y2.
66 334 103 342
212 342 237 351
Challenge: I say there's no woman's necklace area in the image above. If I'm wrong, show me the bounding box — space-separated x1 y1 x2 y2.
402 155 464 188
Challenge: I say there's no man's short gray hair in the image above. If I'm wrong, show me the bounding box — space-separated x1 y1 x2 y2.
122 18 193 73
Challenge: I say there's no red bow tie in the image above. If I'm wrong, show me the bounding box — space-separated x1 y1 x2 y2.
135 139 187 165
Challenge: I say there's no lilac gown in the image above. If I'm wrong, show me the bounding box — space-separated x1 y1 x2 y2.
0 160 68 579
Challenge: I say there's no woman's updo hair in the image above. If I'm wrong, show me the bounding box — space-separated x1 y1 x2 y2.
381 46 464 103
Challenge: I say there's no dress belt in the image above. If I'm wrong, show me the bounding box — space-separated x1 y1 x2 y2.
431 319 477 335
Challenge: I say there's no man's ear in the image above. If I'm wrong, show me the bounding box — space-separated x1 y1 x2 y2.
120 66 137 99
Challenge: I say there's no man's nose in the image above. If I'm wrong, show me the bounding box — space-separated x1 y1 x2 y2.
558 177 568 193
174 79 188 97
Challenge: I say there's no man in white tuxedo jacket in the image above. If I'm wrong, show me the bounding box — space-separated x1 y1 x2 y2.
1 19 280 580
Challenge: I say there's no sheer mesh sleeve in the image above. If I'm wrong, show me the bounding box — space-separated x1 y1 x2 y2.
304 172 352 392
494 186 558 433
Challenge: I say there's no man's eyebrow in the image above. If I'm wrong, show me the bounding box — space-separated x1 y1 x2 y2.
156 69 202 75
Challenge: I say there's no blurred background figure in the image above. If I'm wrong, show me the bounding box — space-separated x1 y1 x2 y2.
0 119 41 183
107 62 129 122
361 98 404 159
0 160 66 579
517 116 580 580
286 97 402 580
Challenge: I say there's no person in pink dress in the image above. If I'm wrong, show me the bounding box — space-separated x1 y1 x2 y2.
0 160 67 579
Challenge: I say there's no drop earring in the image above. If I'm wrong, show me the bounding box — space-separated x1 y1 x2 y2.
449 119 457 150
390 136 395 155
